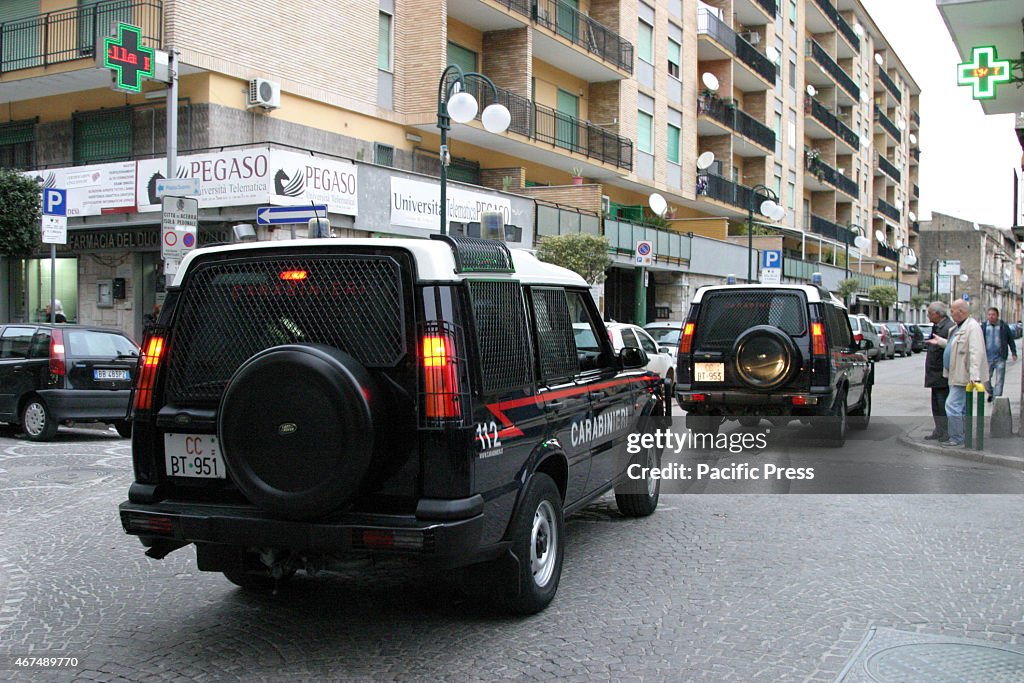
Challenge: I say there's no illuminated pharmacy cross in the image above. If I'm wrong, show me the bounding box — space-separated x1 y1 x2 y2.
103 23 155 93
957 45 1011 100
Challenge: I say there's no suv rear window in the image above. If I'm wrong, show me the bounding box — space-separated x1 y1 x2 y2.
166 254 408 404
695 291 806 350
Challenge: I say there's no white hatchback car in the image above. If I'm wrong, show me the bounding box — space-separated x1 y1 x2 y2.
605 322 676 383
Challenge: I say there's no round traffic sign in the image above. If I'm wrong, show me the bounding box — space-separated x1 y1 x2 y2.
182 232 196 248
637 242 652 256
163 231 178 247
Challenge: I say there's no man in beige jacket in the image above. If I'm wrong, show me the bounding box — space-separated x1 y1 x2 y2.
942 299 990 447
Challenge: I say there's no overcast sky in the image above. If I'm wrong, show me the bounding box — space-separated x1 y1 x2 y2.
860 0 1020 228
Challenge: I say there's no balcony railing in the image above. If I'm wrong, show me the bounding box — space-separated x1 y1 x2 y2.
0 0 162 74
807 99 860 149
810 214 854 245
811 0 860 50
754 0 778 16
698 10 776 84
605 218 692 263
911 221 920 233
473 82 633 170
807 39 860 101
874 105 901 142
805 153 859 198
532 0 634 73
876 68 902 102
697 95 775 150
876 198 900 222
910 147 920 162
876 154 901 183
696 172 765 213
912 110 920 127
913 184 920 198
877 242 899 261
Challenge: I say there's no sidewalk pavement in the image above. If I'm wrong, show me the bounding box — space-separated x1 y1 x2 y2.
899 423 1024 471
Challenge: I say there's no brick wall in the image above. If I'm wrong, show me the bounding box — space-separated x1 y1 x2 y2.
519 184 603 213
482 28 531 98
480 167 525 191
395 0 447 118
589 81 622 134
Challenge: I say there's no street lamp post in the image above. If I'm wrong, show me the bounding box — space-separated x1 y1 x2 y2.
436 65 511 236
746 185 785 282
887 242 918 320
844 223 865 279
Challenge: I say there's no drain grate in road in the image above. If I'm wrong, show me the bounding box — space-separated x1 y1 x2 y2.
836 627 1024 683
32 467 111 485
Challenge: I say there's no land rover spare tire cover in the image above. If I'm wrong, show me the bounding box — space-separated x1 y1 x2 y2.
732 325 799 391
218 344 380 520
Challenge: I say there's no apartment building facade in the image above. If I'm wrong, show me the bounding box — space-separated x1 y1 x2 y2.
0 0 921 333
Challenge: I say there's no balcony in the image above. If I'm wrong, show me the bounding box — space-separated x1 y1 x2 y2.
810 214 855 245
697 94 775 155
805 39 860 104
877 242 899 262
471 83 632 170
532 0 633 74
876 68 902 103
876 198 901 223
696 172 767 214
911 221 920 234
805 98 860 152
805 152 859 200
911 110 920 128
735 0 778 25
913 184 920 198
449 0 632 80
910 147 920 164
0 0 162 74
876 154 901 183
873 105 901 142
809 0 860 52
698 10 776 89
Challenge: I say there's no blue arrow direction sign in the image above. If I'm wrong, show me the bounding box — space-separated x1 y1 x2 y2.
256 205 328 225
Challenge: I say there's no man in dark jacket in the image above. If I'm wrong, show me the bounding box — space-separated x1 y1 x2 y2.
982 307 1018 402
923 301 955 440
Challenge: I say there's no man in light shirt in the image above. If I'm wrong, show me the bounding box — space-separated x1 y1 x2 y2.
941 299 989 448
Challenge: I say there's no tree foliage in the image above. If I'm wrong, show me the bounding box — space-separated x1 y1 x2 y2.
0 169 41 257
536 233 612 285
868 284 898 309
909 294 929 309
836 278 860 299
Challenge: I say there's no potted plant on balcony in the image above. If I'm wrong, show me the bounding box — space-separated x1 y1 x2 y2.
570 167 584 185
805 147 824 180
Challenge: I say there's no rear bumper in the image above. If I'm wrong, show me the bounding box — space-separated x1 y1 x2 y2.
39 389 130 422
119 498 490 565
676 387 831 416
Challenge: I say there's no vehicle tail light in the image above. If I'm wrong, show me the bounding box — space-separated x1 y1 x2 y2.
853 332 863 342
49 328 66 376
279 269 308 281
422 333 460 420
691 393 706 402
811 322 827 356
133 334 166 412
356 528 426 551
792 396 807 406
679 322 695 354
123 512 175 535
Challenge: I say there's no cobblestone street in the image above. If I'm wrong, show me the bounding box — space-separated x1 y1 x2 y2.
1 405 1023 681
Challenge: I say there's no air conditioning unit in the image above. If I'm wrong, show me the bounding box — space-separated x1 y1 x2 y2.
247 79 281 110
740 31 760 46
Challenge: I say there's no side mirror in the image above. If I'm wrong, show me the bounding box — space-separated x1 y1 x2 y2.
658 346 674 355
619 347 648 369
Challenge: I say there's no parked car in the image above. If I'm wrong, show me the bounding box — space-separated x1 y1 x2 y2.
881 321 911 357
119 236 667 614
644 321 686 363
602 322 676 385
917 323 934 340
907 324 927 353
0 324 138 441
675 284 873 446
872 322 896 360
848 314 882 360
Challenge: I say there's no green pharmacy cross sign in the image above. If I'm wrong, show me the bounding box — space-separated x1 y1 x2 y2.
957 45 1012 100
103 23 155 93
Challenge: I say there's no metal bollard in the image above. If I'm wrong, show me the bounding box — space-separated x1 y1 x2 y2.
965 383 986 450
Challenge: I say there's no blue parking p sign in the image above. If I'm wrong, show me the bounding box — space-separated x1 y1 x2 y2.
761 249 782 269
43 188 67 217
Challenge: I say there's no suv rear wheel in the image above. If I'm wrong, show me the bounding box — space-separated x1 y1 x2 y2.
849 385 871 431
824 393 848 448
499 473 564 615
21 397 57 441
